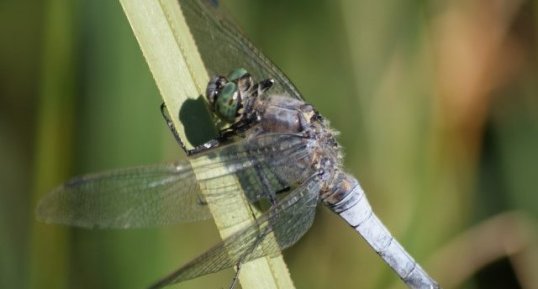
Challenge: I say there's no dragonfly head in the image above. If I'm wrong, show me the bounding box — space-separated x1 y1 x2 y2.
206 68 249 123
206 68 273 125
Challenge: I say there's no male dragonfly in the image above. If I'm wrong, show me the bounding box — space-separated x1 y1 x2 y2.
37 0 441 288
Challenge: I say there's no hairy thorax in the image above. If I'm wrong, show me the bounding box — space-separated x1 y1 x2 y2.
247 94 349 205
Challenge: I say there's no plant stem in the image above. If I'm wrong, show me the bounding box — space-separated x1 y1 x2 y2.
118 1 295 288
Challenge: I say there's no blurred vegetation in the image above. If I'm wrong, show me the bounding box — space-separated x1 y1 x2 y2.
1 0 537 289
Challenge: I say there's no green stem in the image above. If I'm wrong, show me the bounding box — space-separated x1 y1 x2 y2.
118 0 295 288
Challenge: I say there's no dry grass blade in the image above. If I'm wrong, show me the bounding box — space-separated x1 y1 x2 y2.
426 212 538 289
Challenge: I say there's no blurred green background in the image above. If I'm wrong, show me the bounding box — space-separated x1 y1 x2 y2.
2 0 538 288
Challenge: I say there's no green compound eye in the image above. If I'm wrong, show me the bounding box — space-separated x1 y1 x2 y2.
227 68 248 82
215 82 240 123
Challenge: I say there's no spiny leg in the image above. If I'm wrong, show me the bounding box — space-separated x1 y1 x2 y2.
258 79 274 93
227 264 241 289
226 221 273 289
160 103 188 151
160 103 228 156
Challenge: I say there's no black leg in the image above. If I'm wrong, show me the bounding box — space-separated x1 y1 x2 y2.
226 223 272 289
258 79 274 94
227 263 242 289
185 139 223 156
160 103 191 153
160 103 230 156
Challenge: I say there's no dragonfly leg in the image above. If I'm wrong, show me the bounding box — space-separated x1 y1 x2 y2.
257 78 274 94
160 103 190 152
227 263 242 289
184 139 223 156
225 223 273 289
160 103 229 156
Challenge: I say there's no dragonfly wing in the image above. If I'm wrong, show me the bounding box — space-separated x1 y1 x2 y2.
179 0 304 100
192 132 315 203
36 162 211 228
37 133 313 229
148 176 322 288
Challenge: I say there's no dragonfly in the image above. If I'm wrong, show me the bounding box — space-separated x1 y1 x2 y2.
36 0 441 288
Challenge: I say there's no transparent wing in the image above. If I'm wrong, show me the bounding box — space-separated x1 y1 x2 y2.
36 162 210 228
36 133 315 229
148 176 322 288
179 0 304 100
193 133 315 204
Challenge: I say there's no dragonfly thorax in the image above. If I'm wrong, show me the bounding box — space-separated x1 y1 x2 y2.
209 69 348 203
